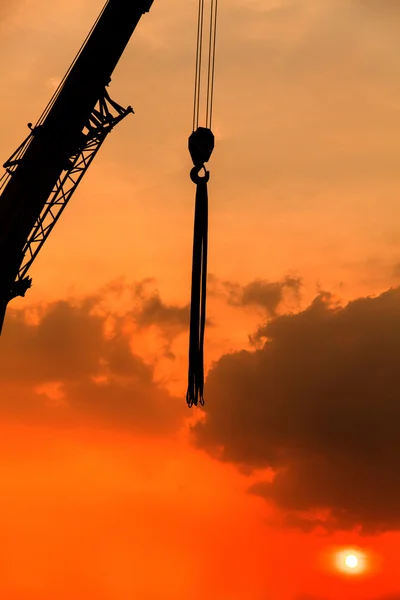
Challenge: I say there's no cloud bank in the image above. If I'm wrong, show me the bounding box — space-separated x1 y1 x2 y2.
193 287 400 534
0 286 186 434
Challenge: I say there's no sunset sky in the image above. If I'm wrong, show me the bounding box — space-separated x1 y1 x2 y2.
0 0 400 598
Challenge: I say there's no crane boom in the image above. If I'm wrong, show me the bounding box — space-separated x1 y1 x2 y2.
0 0 154 332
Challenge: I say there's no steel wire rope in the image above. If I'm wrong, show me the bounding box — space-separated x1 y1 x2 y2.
192 0 218 131
36 0 110 127
193 0 205 131
205 0 218 130
1 3 110 224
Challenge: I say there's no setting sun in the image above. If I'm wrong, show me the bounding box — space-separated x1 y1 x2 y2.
336 549 367 575
345 554 358 569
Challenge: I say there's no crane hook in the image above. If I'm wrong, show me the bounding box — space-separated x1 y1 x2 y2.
190 164 210 184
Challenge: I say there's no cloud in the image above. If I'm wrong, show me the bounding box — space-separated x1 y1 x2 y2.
226 276 301 315
192 287 400 534
127 279 190 360
209 275 302 317
0 288 186 434
133 280 189 334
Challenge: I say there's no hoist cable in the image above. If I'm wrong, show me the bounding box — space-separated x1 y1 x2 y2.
36 0 110 128
193 0 205 131
206 0 218 129
192 0 218 131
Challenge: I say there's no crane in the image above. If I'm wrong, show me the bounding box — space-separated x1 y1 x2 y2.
0 0 218 406
0 0 154 333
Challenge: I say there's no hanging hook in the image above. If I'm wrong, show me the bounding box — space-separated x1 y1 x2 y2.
190 164 210 184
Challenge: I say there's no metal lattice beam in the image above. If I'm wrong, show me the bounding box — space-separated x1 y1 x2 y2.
14 89 133 289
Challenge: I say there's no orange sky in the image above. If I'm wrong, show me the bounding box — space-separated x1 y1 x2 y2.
0 1 400 598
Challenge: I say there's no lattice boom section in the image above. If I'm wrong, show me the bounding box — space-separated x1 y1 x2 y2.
18 136 104 281
16 90 133 283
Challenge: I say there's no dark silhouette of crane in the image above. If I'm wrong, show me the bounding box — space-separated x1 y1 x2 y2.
0 0 154 333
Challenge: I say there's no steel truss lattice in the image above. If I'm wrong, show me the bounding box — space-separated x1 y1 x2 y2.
5 89 133 299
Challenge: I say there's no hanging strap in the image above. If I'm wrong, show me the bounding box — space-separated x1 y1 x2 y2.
187 129 214 407
186 170 208 406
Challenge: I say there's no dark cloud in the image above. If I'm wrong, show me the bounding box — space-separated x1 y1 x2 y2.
133 282 189 334
0 291 185 434
130 280 190 360
209 274 301 317
192 287 400 534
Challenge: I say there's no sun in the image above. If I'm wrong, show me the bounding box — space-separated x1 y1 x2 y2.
335 548 367 575
321 545 379 577
345 554 358 569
